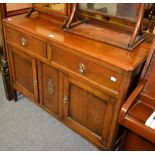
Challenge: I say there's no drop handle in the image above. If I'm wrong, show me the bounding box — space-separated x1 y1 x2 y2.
79 63 86 74
20 37 27 46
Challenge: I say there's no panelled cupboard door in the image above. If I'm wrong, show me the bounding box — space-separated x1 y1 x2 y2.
63 75 116 150
8 45 38 102
38 62 60 117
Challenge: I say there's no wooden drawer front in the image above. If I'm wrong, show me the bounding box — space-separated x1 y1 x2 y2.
52 46 121 91
5 27 47 58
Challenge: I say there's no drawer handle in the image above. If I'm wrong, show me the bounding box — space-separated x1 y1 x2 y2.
79 63 86 74
20 37 27 46
110 76 117 82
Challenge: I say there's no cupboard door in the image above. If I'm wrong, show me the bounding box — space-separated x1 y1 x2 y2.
38 62 60 117
63 75 116 149
8 46 38 102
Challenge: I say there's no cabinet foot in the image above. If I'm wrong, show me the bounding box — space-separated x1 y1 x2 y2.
13 89 17 102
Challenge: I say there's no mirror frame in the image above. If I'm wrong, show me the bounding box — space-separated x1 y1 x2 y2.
63 3 145 51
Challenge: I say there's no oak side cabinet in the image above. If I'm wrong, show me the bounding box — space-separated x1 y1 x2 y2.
3 14 151 150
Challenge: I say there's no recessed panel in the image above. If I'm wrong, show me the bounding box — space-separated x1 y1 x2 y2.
69 83 106 136
41 63 59 115
13 52 34 93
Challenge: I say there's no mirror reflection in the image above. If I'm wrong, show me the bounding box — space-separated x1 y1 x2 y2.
34 3 65 13
79 3 138 21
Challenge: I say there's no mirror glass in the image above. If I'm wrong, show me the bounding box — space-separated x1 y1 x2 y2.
79 3 138 21
34 3 66 14
6 3 32 12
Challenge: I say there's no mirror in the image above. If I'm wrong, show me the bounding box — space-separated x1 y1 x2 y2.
64 3 144 50
33 3 68 16
79 3 139 21
6 3 32 12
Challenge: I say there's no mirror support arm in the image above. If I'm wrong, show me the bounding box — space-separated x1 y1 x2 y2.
26 7 35 17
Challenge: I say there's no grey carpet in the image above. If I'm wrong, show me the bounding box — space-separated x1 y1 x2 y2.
0 75 98 151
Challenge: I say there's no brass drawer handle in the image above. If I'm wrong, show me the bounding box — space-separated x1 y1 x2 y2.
110 76 117 82
79 63 86 74
20 37 27 46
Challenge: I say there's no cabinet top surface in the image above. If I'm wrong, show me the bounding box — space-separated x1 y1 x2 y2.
3 14 152 71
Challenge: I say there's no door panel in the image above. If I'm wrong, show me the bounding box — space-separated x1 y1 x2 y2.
69 83 106 136
8 45 38 102
63 75 116 146
13 51 34 93
38 62 59 116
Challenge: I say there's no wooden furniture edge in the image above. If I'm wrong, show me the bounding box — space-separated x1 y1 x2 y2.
128 4 144 48
118 81 145 124
140 39 155 80
123 115 155 144
2 19 150 72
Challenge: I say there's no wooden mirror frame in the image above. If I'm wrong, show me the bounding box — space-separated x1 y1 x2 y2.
63 3 145 51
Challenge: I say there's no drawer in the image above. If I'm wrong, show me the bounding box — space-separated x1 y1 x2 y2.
5 27 47 58
52 46 122 91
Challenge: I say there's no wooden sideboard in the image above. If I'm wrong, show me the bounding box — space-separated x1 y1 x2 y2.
2 13 152 150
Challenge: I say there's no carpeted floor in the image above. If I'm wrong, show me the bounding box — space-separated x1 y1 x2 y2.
0 75 98 151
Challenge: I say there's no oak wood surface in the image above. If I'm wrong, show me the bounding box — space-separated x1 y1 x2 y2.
52 45 122 92
7 45 38 102
38 62 59 116
3 14 151 71
120 131 155 151
5 27 47 58
2 12 153 150
62 74 116 149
